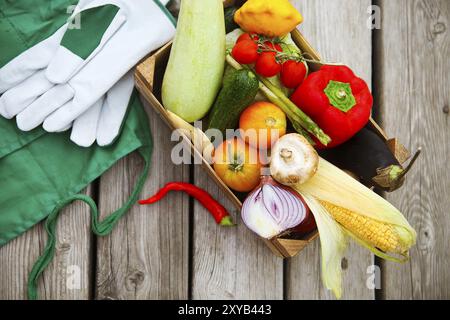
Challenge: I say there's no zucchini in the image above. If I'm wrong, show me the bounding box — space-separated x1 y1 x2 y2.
208 69 259 133
162 0 225 123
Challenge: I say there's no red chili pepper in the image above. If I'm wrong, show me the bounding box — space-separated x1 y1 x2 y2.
139 182 235 227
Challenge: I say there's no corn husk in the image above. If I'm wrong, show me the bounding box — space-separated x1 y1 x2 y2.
296 157 417 255
301 193 347 299
293 158 417 299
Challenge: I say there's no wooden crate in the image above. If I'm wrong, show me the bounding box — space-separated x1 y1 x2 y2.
134 23 408 259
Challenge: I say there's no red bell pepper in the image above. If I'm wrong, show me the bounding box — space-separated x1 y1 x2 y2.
291 65 373 149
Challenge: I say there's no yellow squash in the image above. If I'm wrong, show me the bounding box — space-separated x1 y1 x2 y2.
234 0 303 37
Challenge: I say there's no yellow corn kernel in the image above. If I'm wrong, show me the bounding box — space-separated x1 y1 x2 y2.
320 200 405 254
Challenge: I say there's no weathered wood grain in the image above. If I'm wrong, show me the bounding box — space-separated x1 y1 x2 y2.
376 0 450 299
286 0 375 300
2 0 449 301
191 172 284 300
0 187 93 300
95 98 189 300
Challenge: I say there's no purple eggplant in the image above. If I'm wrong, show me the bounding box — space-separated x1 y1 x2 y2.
319 127 419 192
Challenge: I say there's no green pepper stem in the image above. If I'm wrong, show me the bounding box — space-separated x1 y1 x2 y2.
220 215 236 227
324 80 356 113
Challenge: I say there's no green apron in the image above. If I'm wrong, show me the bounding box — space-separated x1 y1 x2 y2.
0 0 155 299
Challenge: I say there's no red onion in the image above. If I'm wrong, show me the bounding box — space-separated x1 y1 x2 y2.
241 176 308 239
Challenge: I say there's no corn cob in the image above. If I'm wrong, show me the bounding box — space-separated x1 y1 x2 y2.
319 200 408 254
272 135 416 299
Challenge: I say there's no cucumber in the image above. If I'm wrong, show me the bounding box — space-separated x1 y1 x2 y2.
224 6 239 34
208 69 259 133
162 0 225 123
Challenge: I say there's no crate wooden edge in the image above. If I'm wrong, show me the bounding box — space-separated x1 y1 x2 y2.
135 75 243 210
136 65 314 258
134 28 407 259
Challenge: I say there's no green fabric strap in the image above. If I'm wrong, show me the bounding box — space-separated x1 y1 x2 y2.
61 4 120 59
27 147 151 300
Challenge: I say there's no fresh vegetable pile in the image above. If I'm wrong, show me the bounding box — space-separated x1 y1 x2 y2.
269 134 416 298
153 0 419 299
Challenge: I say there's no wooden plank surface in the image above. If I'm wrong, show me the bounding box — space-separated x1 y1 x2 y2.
1 0 449 301
376 0 450 299
0 188 93 300
286 0 375 300
191 173 283 300
95 98 190 300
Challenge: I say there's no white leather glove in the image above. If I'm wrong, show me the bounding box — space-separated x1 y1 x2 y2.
0 0 175 147
0 0 94 94
29 0 174 133
70 71 134 147
0 0 126 112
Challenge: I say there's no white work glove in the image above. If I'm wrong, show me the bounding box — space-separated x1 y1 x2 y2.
0 0 94 94
37 0 174 133
70 71 134 147
69 0 173 147
0 0 127 120
0 0 175 146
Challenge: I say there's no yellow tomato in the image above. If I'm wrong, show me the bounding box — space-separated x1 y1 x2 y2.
234 0 303 37
213 138 262 193
239 101 287 149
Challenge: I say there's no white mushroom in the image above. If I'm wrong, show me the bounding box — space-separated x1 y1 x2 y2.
270 134 319 185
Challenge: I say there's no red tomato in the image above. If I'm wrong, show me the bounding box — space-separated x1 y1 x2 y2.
255 52 281 77
280 60 308 89
232 40 259 64
213 138 262 193
237 33 259 43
